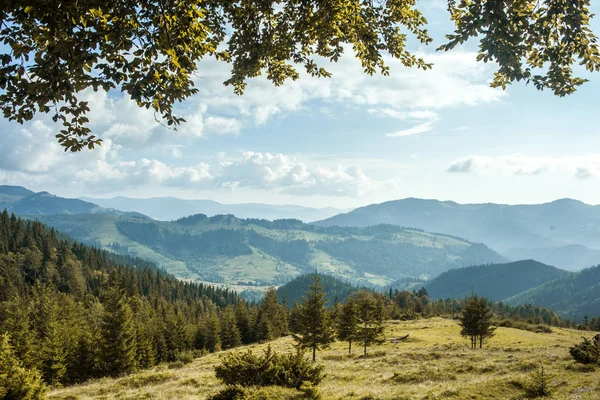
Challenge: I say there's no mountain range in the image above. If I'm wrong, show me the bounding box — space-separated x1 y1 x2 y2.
81 196 346 222
315 198 600 271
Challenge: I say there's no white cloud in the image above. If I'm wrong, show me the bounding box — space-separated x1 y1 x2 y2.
386 121 435 137
447 154 600 179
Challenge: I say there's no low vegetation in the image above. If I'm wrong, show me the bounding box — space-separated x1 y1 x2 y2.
47 318 600 400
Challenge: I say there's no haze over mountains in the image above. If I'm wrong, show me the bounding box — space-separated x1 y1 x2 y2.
316 198 600 271
81 196 346 222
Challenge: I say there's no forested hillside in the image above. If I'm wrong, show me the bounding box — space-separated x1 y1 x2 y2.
27 211 504 289
506 265 600 320
0 186 112 215
315 198 600 271
275 273 359 306
425 260 569 301
0 212 290 385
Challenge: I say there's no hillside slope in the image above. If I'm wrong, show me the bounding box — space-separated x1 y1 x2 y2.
506 264 600 320
47 318 599 400
315 198 600 270
424 260 569 301
29 212 504 289
276 273 359 305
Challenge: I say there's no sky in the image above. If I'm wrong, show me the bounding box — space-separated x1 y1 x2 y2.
1 1 600 209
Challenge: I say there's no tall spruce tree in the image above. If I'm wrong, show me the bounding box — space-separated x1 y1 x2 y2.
353 291 386 357
100 288 137 376
256 287 287 341
293 275 335 361
220 306 242 350
337 296 360 354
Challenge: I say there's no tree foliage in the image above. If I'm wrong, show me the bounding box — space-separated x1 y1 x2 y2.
2 0 598 151
292 275 335 361
458 295 496 349
0 334 46 400
351 290 386 356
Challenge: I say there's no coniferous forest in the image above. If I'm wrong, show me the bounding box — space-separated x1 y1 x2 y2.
0 212 289 386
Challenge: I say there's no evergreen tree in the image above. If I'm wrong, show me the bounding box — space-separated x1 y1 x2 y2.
256 287 287 341
0 334 46 400
459 295 496 349
293 275 336 361
203 311 222 353
220 306 242 350
353 291 386 357
100 289 137 376
234 300 252 345
337 296 360 354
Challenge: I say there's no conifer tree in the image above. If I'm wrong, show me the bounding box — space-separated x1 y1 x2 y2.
220 306 242 350
0 334 46 400
337 296 360 354
234 300 252 345
100 289 137 376
256 287 287 341
203 310 222 353
293 275 335 361
459 295 496 349
353 291 386 357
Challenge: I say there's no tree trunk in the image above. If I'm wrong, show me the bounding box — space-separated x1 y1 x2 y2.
364 341 367 357
479 336 483 349
312 346 316 362
348 340 352 354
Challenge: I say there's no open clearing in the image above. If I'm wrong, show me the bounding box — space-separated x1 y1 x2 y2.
49 318 600 400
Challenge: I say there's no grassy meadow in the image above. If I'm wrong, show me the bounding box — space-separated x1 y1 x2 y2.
48 318 600 400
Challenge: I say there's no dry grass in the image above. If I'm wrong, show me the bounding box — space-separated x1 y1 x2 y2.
49 318 600 400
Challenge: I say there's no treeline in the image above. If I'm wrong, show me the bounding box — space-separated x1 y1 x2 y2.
280 274 565 328
0 213 289 386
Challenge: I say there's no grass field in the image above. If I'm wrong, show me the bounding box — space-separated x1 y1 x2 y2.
48 318 600 400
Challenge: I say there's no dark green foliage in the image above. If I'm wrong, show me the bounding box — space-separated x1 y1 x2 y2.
292 275 336 361
207 386 249 400
255 288 288 341
352 291 387 356
493 319 552 334
276 273 359 307
336 296 360 354
569 337 600 365
214 346 325 389
459 295 496 349
425 260 569 301
0 334 46 400
507 264 600 321
100 288 137 376
0 213 287 386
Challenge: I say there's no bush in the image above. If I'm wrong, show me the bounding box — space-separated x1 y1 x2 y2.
523 365 554 398
0 334 46 400
494 319 552 334
207 386 249 400
569 337 600 364
214 346 325 389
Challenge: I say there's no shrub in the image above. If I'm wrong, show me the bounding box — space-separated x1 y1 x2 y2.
494 319 552 334
569 337 600 365
0 334 46 400
523 365 554 398
207 386 249 400
214 346 325 389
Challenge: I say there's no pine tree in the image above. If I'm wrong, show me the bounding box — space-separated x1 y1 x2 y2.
459 295 496 349
234 300 252 345
293 275 336 361
100 289 137 376
353 290 386 357
220 306 242 350
203 310 222 352
337 296 360 354
256 287 287 341
0 334 46 400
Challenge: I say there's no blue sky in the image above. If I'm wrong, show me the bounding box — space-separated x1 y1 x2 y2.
1 1 600 209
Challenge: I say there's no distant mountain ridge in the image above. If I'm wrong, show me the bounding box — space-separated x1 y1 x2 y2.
81 195 347 222
315 197 600 271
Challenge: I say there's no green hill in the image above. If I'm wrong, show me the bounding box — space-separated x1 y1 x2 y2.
424 260 569 301
506 264 600 320
275 273 359 306
25 212 505 290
